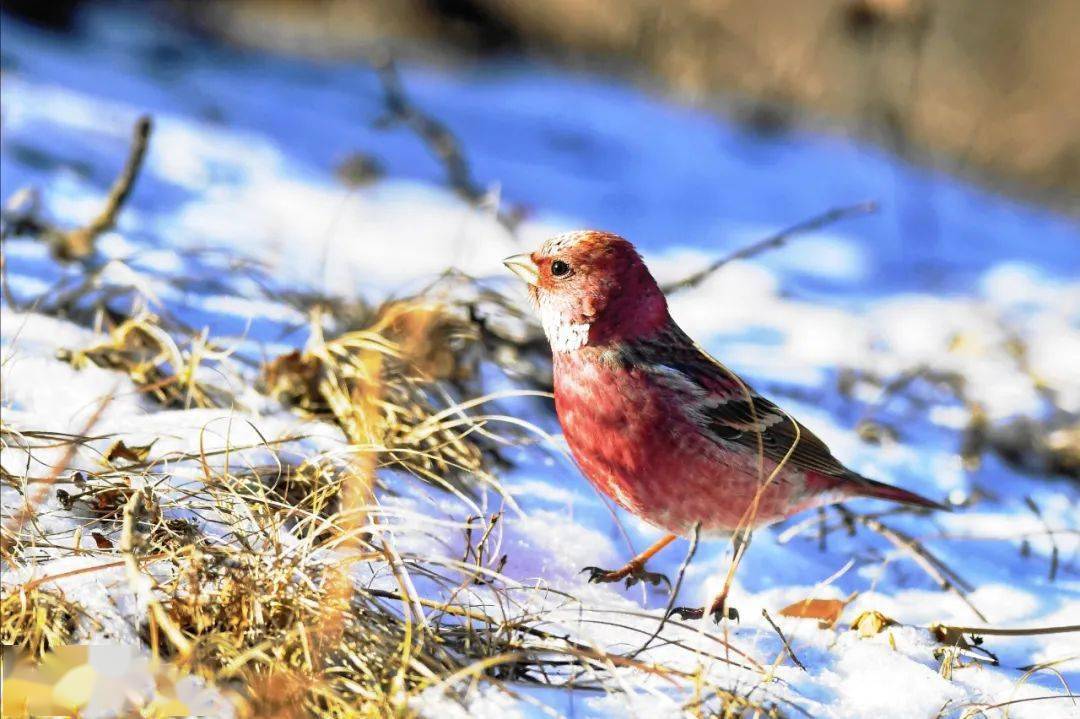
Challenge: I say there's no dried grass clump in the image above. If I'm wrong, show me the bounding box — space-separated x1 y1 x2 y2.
154 551 458 718
57 313 236 410
262 300 493 491
230 460 345 534
0 587 80 660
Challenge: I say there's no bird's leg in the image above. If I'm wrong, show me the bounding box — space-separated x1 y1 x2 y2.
668 529 753 623
582 533 677 589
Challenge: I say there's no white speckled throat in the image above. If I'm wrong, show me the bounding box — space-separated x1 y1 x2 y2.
537 293 591 352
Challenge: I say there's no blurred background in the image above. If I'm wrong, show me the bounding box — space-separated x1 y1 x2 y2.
6 0 1079 212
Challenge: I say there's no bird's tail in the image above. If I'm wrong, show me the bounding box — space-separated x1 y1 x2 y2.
848 476 950 512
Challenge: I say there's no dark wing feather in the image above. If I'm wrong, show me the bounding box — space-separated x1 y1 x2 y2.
701 390 854 478
635 324 857 479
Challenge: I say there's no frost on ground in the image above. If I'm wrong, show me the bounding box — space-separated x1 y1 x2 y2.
1 7 1078 719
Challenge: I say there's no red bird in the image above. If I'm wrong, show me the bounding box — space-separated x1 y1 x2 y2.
505 230 945 620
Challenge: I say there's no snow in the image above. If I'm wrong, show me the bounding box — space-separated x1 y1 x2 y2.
2 6 1078 719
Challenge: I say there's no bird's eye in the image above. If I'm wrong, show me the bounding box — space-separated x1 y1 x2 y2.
550 260 571 277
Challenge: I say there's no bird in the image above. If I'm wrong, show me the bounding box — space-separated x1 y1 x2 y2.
504 230 947 621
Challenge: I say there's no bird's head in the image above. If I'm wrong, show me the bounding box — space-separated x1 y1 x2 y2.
504 230 669 352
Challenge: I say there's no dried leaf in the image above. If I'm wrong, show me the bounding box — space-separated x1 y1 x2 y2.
90 487 131 517
778 593 855 628
104 439 153 465
260 349 325 412
90 531 113 550
851 610 897 638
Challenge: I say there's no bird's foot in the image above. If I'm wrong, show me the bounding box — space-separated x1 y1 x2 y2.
581 561 671 590
666 605 705 621
667 593 739 624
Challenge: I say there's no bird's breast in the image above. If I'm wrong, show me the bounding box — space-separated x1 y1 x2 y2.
553 350 701 517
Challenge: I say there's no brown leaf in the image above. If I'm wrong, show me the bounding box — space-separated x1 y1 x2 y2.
90 532 113 550
851 610 897 638
778 592 857 629
104 439 153 465
89 488 130 518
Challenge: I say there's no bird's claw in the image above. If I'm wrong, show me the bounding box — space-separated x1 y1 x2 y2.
580 564 671 590
666 605 705 621
713 603 740 624
666 596 740 624
625 568 672 590
581 566 614 583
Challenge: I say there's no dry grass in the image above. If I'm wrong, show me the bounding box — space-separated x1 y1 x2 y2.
260 299 494 494
155 551 459 718
55 312 236 410
0 586 82 660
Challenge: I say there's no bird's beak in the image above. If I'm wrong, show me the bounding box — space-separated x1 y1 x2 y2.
503 253 540 286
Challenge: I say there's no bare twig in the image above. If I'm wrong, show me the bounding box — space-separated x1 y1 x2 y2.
119 488 192 657
836 505 988 622
762 608 807 671
933 623 1080 639
1023 496 1060 582
20 554 167 592
372 58 519 231
662 201 878 294
46 115 153 261
374 59 479 201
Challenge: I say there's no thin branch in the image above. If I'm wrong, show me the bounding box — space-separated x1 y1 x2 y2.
836 505 988 622
47 115 153 262
662 201 878 294
20 553 168 592
762 608 807 671
1023 496 1060 582
372 58 518 232
119 488 192 657
934 623 1080 639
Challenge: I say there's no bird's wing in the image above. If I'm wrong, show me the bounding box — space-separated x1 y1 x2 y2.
634 325 856 479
